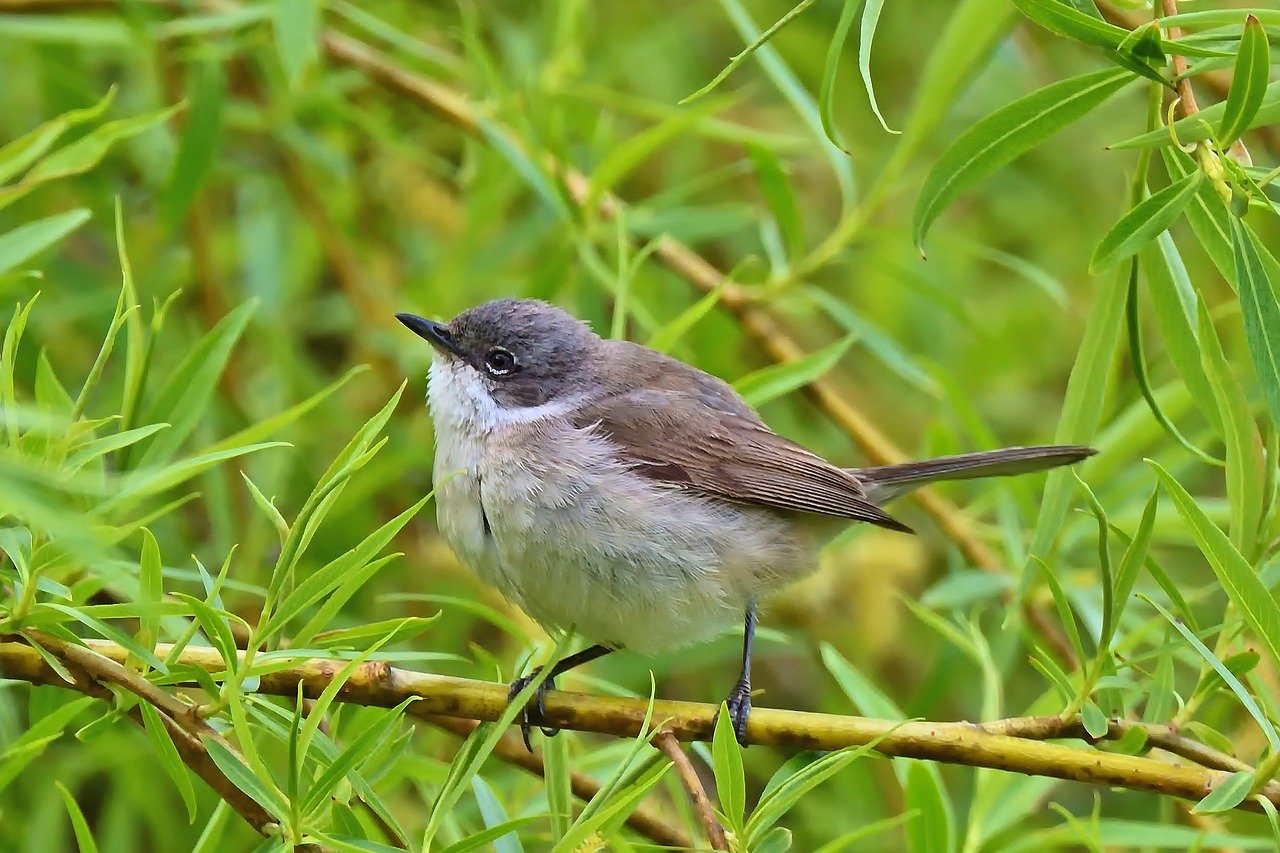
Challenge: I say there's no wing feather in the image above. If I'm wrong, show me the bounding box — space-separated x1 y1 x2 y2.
572 384 911 533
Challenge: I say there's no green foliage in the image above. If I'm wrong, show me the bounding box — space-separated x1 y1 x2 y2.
0 0 1277 850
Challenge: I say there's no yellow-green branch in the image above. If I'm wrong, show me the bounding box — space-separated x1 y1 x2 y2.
2 638 1274 816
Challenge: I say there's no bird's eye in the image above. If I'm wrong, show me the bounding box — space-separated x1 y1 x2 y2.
484 347 518 377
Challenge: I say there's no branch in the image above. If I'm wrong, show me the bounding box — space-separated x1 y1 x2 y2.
654 729 728 850
14 634 278 834
977 714 1253 774
4 638 1276 816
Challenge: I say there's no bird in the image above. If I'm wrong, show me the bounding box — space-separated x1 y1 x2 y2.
396 298 1093 748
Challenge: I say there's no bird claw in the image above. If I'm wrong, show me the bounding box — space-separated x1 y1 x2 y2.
508 669 560 752
723 679 752 745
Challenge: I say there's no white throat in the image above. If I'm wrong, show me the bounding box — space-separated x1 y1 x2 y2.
427 357 582 435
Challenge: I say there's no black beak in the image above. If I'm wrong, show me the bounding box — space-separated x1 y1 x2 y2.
396 312 464 358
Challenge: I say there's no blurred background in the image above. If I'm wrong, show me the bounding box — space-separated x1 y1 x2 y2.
0 0 1276 849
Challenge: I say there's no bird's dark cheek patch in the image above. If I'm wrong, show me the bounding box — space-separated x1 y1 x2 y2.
490 378 552 409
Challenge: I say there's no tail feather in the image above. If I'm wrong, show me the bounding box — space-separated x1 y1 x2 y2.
855 445 1095 503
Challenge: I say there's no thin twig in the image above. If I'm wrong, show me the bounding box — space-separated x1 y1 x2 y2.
4 639 1276 815
976 714 1253 774
1157 0 1201 118
654 729 727 851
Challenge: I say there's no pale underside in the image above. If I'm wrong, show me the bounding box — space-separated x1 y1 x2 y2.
427 356 815 653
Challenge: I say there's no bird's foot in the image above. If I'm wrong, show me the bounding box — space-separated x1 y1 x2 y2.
508 669 560 752
723 679 753 745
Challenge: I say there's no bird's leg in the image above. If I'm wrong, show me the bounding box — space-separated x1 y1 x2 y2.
508 644 613 751
723 605 757 745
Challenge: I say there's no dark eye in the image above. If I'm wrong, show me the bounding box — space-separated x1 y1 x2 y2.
484 347 518 376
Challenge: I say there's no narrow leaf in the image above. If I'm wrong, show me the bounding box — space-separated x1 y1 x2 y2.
914 68 1131 247
680 0 819 104
1089 172 1203 272
1232 220 1280 430
1218 16 1270 146
1149 461 1280 673
0 209 91 276
734 333 856 406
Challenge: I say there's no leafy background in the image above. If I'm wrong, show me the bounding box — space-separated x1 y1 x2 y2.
0 0 1278 850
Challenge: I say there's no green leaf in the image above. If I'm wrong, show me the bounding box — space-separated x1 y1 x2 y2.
1139 234 1221 433
905 759 956 853
891 0 1017 174
858 0 898 135
1013 0 1163 63
138 702 198 822
749 144 805 260
205 365 364 455
275 0 320 83
294 627 408 793
66 424 168 471
424 634 576 847
437 818 545 853
103 442 287 510
201 735 289 819
241 473 290 545
1089 172 1203 272
0 697 94 793
0 209 91 276
679 0 819 104
139 299 257 466
1024 258 1127 592
541 726 572 841
712 702 746 833
813 813 920 853
818 0 860 151
1110 489 1157 645
0 105 180 210
746 738 894 842
755 827 793 853
647 278 731 354
264 494 429 639
138 528 164 653
0 15 130 46
914 68 1132 248
56 782 99 853
163 60 225 225
471 776 524 853
1232 220 1280 432
718 0 855 208
173 593 243 668
1112 80 1280 149
161 6 275 39
1149 461 1280 674
1196 771 1255 814
1147 596 1280 755
0 87 115 185
806 286 938 394
1219 16 1270 146
1080 701 1110 739
1163 147 1234 279
1198 298 1264 557
734 333 856 406
587 105 713 211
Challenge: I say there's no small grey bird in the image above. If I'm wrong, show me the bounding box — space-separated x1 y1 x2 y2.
397 299 1092 747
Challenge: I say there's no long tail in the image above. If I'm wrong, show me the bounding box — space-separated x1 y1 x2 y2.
854 445 1095 504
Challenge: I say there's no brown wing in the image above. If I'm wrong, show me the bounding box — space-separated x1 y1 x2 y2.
573 380 912 533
